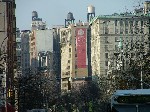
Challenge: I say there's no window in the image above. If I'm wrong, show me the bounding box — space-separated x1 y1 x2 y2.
130 21 133 34
131 53 134 58
135 21 138 26
63 83 67 87
75 71 77 77
141 37 144 42
75 54 77 57
105 61 108 66
125 21 128 27
115 29 119 34
115 20 119 34
115 45 119 51
69 48 71 52
120 21 123 34
105 53 108 59
105 69 108 75
68 60 70 63
105 45 108 51
17 45 20 49
120 20 123 26
104 22 109 34
17 57 21 62
115 95 150 104
141 21 143 27
105 27 109 34
125 21 128 34
126 37 128 42
140 21 144 34
115 37 119 42
69 54 71 58
115 20 117 26
67 66 70 69
75 65 77 69
105 37 108 43
134 21 139 34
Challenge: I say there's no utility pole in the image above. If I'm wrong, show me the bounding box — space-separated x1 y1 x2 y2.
140 54 143 89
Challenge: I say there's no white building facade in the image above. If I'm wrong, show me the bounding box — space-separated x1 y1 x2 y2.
29 29 54 73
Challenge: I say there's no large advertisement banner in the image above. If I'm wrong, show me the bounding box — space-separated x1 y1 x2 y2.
76 28 87 68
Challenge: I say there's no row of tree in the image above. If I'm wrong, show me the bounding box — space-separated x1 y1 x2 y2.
17 40 150 112
16 20 150 111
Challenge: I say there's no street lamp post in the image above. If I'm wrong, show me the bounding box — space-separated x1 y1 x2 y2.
140 54 143 89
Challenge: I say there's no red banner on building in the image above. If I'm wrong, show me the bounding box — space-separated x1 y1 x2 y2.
76 28 87 68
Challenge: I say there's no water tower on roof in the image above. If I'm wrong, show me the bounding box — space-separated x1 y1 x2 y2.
87 5 95 22
65 12 75 27
32 11 38 20
144 1 150 14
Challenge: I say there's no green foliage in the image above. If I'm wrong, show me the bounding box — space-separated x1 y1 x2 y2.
53 81 109 112
18 72 60 111
110 39 150 90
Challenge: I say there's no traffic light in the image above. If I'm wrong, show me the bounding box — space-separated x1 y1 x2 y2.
68 77 71 90
8 89 13 97
68 80 71 90
0 79 2 87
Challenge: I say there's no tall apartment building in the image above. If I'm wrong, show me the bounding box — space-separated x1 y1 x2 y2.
16 28 21 77
0 0 16 105
90 1 150 93
29 29 60 75
0 3 7 106
60 23 90 92
14 27 21 112
31 11 46 31
21 30 31 76
52 26 63 79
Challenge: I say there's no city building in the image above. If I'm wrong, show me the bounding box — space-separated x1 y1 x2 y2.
31 11 46 31
16 28 21 78
29 29 60 76
90 1 150 94
52 26 63 79
37 51 53 73
60 22 91 92
0 2 7 107
0 0 16 106
14 27 21 112
21 30 31 76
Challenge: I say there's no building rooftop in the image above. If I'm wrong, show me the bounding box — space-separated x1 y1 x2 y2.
89 12 150 25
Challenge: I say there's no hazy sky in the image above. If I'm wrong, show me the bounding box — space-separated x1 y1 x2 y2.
16 0 146 30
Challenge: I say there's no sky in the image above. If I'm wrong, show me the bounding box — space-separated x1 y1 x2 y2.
16 0 146 30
